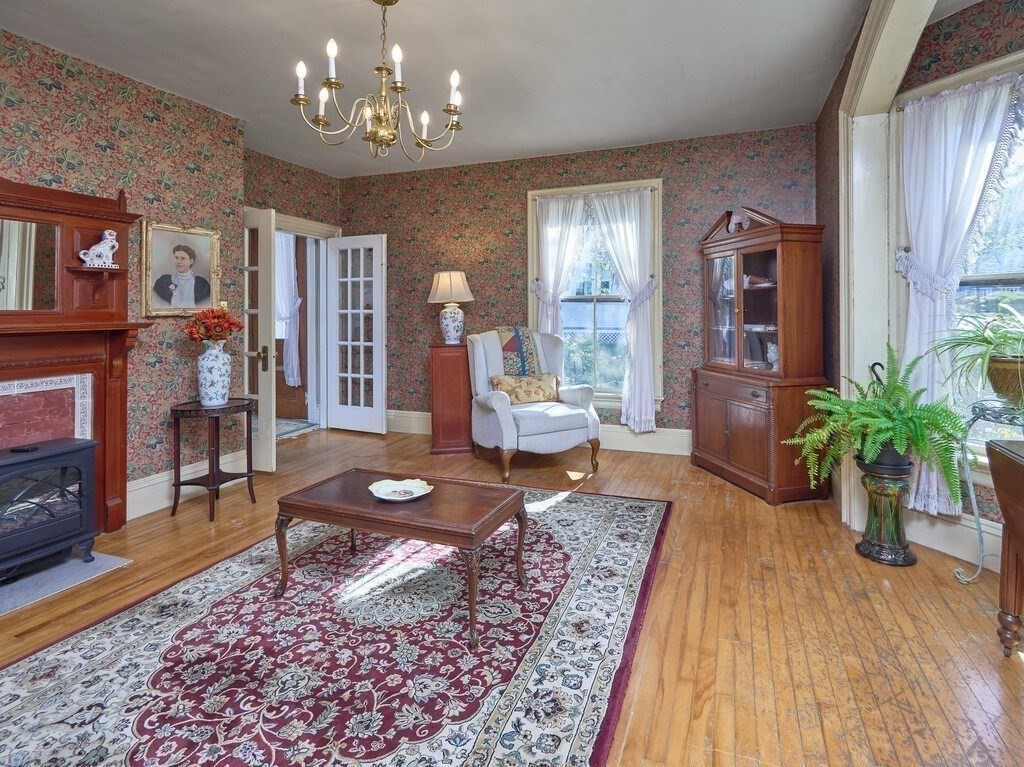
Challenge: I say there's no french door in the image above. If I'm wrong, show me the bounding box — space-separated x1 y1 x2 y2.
243 208 277 471
326 235 387 433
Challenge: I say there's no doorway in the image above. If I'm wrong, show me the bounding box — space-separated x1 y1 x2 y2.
243 208 342 471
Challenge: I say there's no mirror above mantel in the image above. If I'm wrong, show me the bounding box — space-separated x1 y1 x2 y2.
0 216 57 311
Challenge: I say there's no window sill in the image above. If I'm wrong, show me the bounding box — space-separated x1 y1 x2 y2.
589 392 663 412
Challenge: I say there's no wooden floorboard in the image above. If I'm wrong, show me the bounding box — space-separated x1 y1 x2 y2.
1 428 1022 766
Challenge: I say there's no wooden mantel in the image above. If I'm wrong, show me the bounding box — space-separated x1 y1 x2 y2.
0 178 149 532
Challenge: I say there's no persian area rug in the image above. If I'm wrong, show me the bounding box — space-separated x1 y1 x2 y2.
0 487 670 767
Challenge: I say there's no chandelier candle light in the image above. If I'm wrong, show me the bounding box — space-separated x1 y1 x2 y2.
428 271 474 344
290 0 464 162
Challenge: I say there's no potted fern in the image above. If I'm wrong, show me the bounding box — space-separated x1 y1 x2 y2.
932 302 1024 406
784 345 966 566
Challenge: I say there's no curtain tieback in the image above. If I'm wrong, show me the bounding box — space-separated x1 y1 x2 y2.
895 249 958 299
530 280 560 306
626 276 657 319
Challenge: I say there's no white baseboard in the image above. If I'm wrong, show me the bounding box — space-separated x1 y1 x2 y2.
126 450 248 521
597 423 692 455
386 409 692 455
903 508 1003 574
387 409 432 435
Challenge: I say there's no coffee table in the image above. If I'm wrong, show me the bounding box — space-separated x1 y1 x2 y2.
274 469 528 649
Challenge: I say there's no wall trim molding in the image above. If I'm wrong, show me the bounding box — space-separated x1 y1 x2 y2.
126 451 247 521
904 508 1002 574
386 409 692 455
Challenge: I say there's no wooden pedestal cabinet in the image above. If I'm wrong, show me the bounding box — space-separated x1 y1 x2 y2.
691 208 827 505
429 343 473 454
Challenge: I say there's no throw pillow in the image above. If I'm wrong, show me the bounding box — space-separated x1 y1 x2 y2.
489 373 560 405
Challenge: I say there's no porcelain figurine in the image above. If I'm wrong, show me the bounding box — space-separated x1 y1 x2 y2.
79 229 120 268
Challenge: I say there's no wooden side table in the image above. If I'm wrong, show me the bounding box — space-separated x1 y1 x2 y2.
429 343 473 454
170 398 256 521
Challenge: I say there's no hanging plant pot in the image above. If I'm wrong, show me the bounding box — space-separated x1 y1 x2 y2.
987 357 1024 406
854 441 916 566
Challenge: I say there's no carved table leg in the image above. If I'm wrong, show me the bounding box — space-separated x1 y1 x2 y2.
500 449 516 484
245 406 256 504
515 507 528 587
207 416 219 522
998 611 1023 657
171 416 182 516
460 548 482 649
998 536 1023 657
588 438 600 473
273 515 293 598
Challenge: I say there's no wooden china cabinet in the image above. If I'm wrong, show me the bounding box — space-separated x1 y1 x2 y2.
691 208 826 505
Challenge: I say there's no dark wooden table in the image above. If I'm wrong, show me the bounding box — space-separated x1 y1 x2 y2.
274 468 527 649
170 398 256 521
987 440 1024 657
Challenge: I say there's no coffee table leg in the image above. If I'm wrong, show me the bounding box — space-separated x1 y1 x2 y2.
273 514 293 598
460 548 481 650
515 508 528 587
350 528 357 553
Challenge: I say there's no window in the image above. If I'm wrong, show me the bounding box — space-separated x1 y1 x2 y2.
954 137 1024 446
527 179 663 410
560 230 628 391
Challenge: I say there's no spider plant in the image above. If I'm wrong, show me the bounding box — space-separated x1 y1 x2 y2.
932 302 1024 405
783 344 967 498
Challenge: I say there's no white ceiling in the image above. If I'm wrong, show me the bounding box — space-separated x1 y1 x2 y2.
1 0 878 178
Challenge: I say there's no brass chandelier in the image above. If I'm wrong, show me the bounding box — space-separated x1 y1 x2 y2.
289 0 463 162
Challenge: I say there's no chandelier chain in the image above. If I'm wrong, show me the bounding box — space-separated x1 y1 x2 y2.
380 6 388 67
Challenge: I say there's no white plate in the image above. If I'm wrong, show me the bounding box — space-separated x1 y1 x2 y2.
368 479 433 502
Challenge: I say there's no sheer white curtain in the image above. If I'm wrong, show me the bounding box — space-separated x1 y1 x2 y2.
899 72 1023 516
0 220 36 310
531 195 585 335
274 232 303 387
592 187 657 433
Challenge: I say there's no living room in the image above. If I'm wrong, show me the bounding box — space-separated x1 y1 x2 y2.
1 0 1023 765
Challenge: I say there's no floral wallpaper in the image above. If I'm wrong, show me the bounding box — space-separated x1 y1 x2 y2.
816 41 857 389
336 126 816 429
900 0 1024 92
244 149 340 224
0 28 246 481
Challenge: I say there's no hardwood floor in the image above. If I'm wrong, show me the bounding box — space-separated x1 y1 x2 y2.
2 429 1022 766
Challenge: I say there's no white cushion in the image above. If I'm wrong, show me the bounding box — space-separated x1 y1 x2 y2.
511 402 590 437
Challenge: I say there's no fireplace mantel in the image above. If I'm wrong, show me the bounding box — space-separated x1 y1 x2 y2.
0 178 148 532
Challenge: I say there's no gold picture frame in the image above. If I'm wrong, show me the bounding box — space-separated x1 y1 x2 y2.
141 221 221 317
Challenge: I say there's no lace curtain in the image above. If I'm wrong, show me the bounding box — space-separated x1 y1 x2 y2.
898 72 1024 516
531 195 585 335
274 232 303 387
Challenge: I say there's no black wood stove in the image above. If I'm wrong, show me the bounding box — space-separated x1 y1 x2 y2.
0 438 97 581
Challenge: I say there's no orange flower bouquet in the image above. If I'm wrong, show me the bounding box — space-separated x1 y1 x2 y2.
183 308 244 342
185 309 244 407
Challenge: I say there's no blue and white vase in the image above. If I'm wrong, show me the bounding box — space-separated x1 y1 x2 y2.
197 339 231 407
439 302 465 344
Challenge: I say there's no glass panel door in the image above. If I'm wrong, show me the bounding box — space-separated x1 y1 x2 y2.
242 208 277 472
740 247 780 372
325 235 387 433
707 254 737 367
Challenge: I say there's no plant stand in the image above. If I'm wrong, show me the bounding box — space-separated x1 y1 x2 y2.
856 462 916 567
956 400 1024 584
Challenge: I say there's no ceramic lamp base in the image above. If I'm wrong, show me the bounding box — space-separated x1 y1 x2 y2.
439 302 464 344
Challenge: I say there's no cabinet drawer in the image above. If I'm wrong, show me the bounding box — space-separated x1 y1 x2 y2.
696 375 768 405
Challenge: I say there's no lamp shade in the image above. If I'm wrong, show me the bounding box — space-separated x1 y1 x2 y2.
427 271 474 304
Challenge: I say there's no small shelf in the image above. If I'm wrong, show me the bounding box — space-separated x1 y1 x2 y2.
743 324 778 333
66 266 126 281
743 283 777 291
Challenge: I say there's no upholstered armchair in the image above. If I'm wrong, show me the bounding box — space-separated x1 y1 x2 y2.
466 330 600 483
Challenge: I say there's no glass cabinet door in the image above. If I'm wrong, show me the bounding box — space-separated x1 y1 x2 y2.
739 247 780 373
707 254 737 366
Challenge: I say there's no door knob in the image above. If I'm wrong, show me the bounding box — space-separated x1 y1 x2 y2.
256 345 270 373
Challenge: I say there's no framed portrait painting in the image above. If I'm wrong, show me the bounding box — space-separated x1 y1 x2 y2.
142 221 220 316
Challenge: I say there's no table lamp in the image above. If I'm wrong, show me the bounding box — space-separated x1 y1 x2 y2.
428 271 474 344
